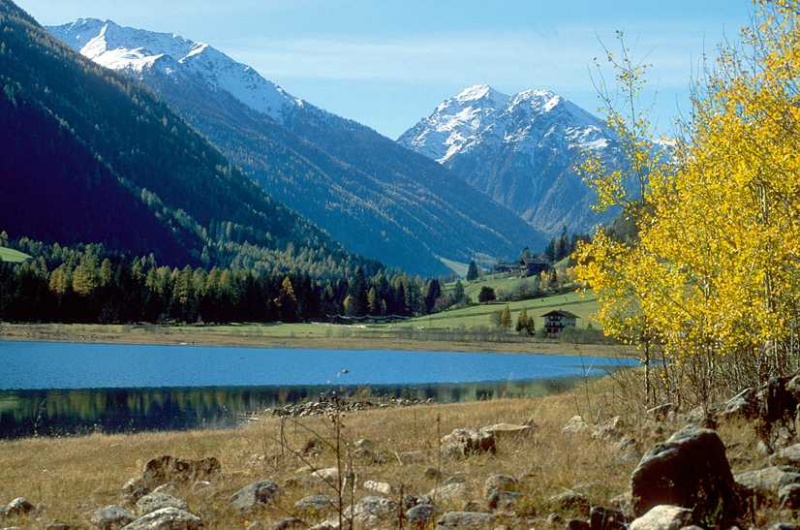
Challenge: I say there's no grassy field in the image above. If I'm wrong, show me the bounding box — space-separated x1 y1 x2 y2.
0 246 30 263
0 372 780 529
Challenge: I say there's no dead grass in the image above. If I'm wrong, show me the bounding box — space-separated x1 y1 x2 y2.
0 374 789 529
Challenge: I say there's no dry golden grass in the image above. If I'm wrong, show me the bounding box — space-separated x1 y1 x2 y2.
0 373 790 529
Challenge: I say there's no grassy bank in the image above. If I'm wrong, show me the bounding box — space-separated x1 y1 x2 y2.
0 373 777 529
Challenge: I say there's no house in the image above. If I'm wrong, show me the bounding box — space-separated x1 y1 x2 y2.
519 257 549 278
541 309 579 337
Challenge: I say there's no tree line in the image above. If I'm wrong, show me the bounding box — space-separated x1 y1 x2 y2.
0 235 449 324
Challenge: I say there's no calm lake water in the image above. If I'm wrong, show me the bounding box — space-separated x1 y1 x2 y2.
0 340 635 438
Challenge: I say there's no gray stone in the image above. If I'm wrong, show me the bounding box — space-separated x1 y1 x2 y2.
591 416 625 441
1 498 35 518
548 490 590 517
735 466 799 500
719 388 757 419
351 495 397 527
141 456 220 490
780 483 800 509
91 505 136 530
440 428 496 459
631 426 736 526
562 415 590 435
483 474 518 498
486 491 520 511
426 482 467 502
436 511 494 528
363 479 392 495
628 505 693 530
120 507 203 530
230 480 279 512
770 443 800 467
122 478 150 503
589 506 626 530
768 524 800 530
294 495 336 513
406 504 434 527
136 492 187 516
479 423 532 438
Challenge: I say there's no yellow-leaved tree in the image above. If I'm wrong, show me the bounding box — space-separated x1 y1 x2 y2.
576 1 800 407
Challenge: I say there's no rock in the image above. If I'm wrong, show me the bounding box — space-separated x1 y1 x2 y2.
436 511 494 528
440 428 496 459
546 513 562 525
480 423 532 438
486 491 520 511
91 505 136 530
591 416 625 441
141 456 220 490
1 498 35 517
780 483 800 509
628 505 693 530
294 495 336 513
271 518 304 530
589 506 626 530
548 490 590 517
399 451 427 464
406 503 435 527
647 403 676 421
120 507 202 530
354 438 374 450
483 474 518 498
631 426 736 526
122 478 150 503
136 492 188 516
768 524 800 530
609 491 633 518
311 467 340 482
719 388 757 420
562 415 590 435
565 520 590 530
363 479 393 495
351 496 397 527
614 437 642 465
230 480 279 512
735 466 799 500
770 444 800 467
426 482 467 502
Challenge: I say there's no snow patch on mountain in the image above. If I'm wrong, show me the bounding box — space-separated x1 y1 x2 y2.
49 18 302 121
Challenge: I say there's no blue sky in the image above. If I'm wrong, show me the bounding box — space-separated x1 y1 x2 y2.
16 0 752 138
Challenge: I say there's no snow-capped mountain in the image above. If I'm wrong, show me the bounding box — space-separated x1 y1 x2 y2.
49 21 547 275
399 85 618 235
50 18 300 121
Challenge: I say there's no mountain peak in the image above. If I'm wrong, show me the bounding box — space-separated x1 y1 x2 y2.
454 84 505 102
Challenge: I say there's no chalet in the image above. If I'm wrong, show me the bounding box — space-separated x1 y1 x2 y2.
519 256 549 278
541 309 579 337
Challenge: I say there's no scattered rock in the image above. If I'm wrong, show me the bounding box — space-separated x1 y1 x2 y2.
480 423 532 438
486 490 520 511
141 456 220 490
426 482 467 503
440 428 496 459
120 507 202 530
719 388 757 420
768 524 800 530
406 504 435 527
136 492 187 516
294 495 336 513
647 403 676 421
735 465 800 501
398 451 427 464
628 505 693 530
589 506 626 530
770 444 800 467
562 415 590 435
363 479 392 495
483 474 518 498
631 426 737 526
230 480 279 512
592 416 625 441
350 495 397 527
122 478 150 504
311 467 340 482
436 511 494 529
91 505 136 530
548 490 590 517
1 498 35 518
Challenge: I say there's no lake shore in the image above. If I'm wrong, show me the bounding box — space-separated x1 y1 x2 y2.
0 321 634 357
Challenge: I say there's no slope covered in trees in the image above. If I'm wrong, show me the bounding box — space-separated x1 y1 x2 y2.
0 0 358 275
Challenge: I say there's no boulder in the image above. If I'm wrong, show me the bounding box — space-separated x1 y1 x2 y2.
406 503 434 527
440 428 496 459
1 498 35 518
486 490 520 511
562 415 590 435
719 388 757 420
91 505 136 530
230 480 279 512
426 482 467 503
350 496 397 527
141 456 220 490
631 426 736 526
120 507 201 530
735 465 800 501
480 423 532 438
294 495 336 513
592 416 625 441
436 511 494 529
363 479 392 495
770 444 800 467
548 490 590 517
589 506 626 530
628 505 693 530
122 478 150 504
136 492 187 516
483 474 518 498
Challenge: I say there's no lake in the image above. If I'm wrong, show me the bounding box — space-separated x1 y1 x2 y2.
0 340 635 438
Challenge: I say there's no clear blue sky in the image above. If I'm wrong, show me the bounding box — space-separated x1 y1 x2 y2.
16 0 752 138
